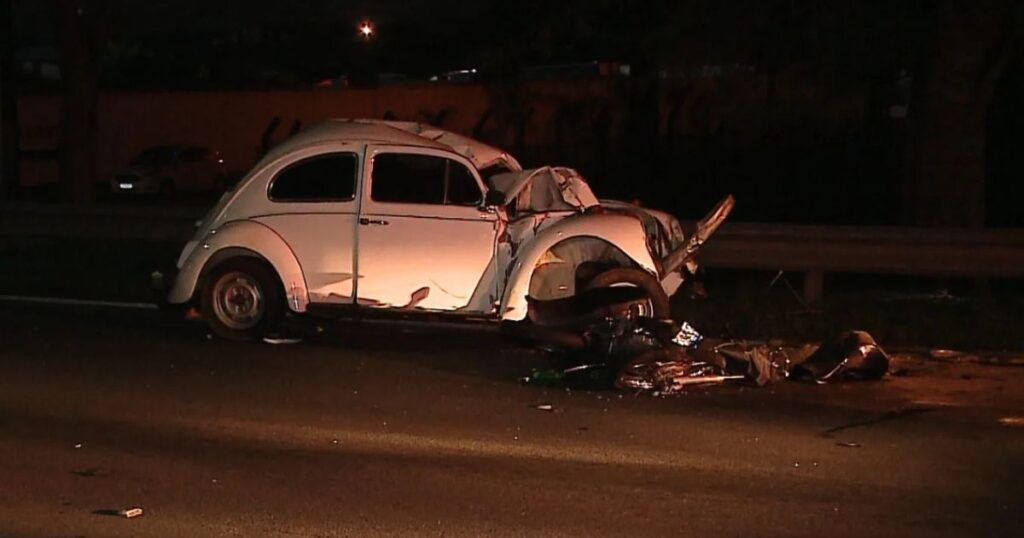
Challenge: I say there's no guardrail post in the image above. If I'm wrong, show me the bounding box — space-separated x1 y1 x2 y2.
803 270 824 306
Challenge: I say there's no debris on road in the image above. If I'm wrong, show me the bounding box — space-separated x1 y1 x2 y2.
789 331 889 383
263 335 303 345
119 507 144 519
835 441 862 448
515 288 892 395
73 443 82 449
533 404 555 412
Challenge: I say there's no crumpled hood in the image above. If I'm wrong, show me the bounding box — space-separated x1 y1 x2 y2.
599 199 686 256
488 167 599 213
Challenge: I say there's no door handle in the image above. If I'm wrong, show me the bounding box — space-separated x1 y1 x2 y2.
359 217 389 226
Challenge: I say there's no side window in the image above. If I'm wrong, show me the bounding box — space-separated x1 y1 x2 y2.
371 153 481 206
269 153 357 202
371 153 445 204
446 161 482 206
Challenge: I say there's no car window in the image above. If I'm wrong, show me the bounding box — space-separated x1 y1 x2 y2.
371 153 480 206
371 153 445 204
445 160 482 206
269 153 357 202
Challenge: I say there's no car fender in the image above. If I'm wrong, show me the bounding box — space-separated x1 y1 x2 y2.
167 220 309 312
498 213 658 321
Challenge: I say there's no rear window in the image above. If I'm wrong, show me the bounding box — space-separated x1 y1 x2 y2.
269 153 357 202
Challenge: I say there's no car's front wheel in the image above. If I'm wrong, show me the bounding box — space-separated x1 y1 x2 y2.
585 267 671 320
200 258 283 340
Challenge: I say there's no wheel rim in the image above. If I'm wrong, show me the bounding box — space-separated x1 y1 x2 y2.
211 271 264 329
607 282 655 318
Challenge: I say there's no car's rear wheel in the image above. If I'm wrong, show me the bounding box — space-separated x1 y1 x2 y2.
585 267 670 320
200 258 283 340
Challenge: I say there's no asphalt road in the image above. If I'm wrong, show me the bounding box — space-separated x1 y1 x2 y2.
0 304 1022 537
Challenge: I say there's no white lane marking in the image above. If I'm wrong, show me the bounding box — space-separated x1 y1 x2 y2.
0 295 158 310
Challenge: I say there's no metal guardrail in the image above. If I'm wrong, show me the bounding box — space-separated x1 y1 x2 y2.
4 204 1024 301
696 222 1024 277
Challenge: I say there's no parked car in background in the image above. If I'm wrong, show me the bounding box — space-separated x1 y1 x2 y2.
111 145 230 197
165 119 733 340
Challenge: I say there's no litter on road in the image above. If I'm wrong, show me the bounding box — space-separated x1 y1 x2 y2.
514 286 891 395
119 507 144 519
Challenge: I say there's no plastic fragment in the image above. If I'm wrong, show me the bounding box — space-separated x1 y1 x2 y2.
120 507 143 519
263 335 302 345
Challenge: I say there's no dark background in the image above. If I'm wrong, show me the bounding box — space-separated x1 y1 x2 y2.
2 0 1023 226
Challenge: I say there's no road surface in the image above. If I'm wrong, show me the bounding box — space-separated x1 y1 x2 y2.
0 303 1021 537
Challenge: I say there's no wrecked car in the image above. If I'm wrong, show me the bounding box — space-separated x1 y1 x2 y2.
166 119 734 340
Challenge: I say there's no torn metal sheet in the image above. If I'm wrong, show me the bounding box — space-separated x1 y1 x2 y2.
489 167 598 213
661 194 735 276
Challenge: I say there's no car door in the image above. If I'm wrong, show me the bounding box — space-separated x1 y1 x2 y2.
252 148 361 304
355 145 499 312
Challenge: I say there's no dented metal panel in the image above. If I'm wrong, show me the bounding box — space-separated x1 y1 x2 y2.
354 145 500 312
169 117 733 339
489 167 598 213
499 213 658 321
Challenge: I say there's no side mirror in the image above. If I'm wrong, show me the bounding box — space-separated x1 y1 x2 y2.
484 189 506 207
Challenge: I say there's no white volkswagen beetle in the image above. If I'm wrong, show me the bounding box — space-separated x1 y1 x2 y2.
167 119 733 340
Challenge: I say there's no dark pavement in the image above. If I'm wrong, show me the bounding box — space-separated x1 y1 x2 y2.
0 304 1022 537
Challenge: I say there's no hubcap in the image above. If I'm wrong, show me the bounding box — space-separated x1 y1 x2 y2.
211 271 264 329
607 282 655 318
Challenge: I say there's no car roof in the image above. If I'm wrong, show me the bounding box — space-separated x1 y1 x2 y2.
260 119 521 171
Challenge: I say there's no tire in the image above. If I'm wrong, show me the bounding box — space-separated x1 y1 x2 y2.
584 267 671 320
200 257 284 341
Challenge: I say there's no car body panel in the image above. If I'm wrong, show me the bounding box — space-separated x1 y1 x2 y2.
355 145 500 312
498 213 658 321
168 219 310 312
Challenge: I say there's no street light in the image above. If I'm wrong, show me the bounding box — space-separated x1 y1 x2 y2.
358 20 373 39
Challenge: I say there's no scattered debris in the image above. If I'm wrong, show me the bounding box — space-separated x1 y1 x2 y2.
73 443 82 449
789 331 889 383
835 441 862 448
120 507 144 519
262 335 303 345
515 270 894 395
533 404 555 412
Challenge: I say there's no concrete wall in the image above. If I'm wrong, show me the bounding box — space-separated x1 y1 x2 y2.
16 81 631 185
